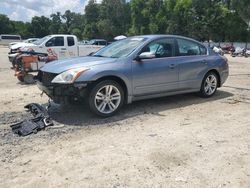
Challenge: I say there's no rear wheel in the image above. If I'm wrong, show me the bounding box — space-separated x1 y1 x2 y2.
88 80 124 117
199 72 218 98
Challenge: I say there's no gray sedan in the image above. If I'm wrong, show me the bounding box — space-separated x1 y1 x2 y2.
36 35 229 117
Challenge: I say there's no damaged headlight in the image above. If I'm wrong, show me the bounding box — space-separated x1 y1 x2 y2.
51 67 89 84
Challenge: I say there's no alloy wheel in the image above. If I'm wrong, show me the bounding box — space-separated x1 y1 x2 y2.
94 85 121 114
204 75 217 95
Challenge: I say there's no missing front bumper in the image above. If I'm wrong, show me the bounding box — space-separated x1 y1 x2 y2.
37 81 88 104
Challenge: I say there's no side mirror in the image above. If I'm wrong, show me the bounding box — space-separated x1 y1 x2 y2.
138 52 155 60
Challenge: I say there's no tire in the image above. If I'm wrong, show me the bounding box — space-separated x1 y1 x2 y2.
88 80 124 117
199 72 218 98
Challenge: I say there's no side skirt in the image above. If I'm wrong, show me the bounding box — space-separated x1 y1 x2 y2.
132 89 200 102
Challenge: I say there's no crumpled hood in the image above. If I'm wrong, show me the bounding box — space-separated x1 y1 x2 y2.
11 42 36 50
41 56 117 74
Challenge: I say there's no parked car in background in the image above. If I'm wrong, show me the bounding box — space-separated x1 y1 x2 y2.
0 34 21 45
87 39 108 46
221 44 235 54
8 38 40 48
8 34 106 62
231 47 249 58
78 40 89 45
36 35 229 117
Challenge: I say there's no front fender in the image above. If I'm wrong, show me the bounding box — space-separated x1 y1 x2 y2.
75 68 133 103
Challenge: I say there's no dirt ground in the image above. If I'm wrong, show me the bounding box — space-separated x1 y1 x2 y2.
0 45 250 188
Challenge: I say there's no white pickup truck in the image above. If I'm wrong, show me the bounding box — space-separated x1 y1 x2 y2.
8 34 107 62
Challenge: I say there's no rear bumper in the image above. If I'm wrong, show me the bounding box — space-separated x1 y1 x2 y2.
220 69 229 86
37 81 88 104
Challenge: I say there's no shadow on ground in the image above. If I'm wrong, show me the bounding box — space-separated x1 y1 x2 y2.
47 90 234 126
0 90 234 142
0 90 234 127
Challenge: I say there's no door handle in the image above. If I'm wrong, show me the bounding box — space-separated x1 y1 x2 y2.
169 64 176 69
61 48 67 50
202 59 208 64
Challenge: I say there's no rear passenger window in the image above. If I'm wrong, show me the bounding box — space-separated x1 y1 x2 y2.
200 45 207 55
177 38 202 56
67 37 75 46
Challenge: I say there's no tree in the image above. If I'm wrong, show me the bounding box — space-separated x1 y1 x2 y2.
156 0 192 36
49 12 62 34
60 10 85 39
0 14 13 34
31 16 51 37
129 0 155 35
12 21 33 38
99 0 130 40
230 0 250 25
186 0 226 42
83 0 101 38
0 0 249 42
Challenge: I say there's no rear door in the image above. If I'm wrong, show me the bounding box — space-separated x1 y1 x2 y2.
176 38 209 90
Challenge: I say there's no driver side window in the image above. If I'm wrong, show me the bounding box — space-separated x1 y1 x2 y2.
46 37 64 47
141 38 174 58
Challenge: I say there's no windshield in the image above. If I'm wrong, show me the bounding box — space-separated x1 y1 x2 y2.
23 39 35 43
92 37 147 58
88 40 96 45
33 36 51 45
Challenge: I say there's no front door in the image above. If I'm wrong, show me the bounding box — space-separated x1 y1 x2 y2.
45 36 66 59
132 38 179 96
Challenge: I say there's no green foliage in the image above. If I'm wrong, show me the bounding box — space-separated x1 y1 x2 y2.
84 0 129 40
0 14 14 34
231 0 250 24
0 0 249 42
49 12 62 34
31 16 51 38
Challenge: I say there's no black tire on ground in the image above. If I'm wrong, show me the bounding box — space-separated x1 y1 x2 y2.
88 80 124 117
199 71 218 98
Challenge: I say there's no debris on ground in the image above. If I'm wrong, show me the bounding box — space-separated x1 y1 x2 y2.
10 103 53 136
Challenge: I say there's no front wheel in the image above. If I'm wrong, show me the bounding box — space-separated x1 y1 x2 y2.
199 72 218 98
88 80 124 117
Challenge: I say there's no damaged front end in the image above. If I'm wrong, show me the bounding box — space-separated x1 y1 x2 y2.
35 70 88 104
10 103 53 136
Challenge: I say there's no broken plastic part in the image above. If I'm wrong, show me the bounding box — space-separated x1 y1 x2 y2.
10 103 53 136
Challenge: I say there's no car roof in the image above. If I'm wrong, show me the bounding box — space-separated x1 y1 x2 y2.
132 34 205 46
90 39 107 41
48 34 76 37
